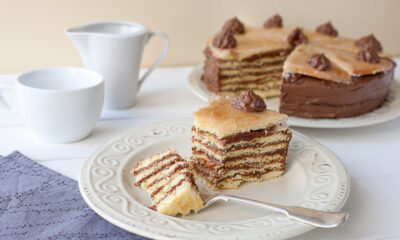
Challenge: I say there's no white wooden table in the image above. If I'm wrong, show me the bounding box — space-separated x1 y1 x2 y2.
1 66 400 240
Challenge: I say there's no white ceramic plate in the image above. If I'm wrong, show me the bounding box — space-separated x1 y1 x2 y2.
79 118 350 240
188 64 400 128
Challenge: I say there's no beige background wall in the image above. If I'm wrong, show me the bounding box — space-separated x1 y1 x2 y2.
1 0 399 73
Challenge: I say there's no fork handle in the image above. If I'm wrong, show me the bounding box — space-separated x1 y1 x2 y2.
221 194 348 228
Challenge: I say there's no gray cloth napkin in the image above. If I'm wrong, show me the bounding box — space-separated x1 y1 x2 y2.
0 151 148 240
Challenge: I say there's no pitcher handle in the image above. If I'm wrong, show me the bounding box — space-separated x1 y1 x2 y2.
138 31 170 91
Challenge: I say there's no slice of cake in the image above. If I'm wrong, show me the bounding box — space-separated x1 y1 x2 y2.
132 149 203 216
202 16 296 99
191 91 292 189
279 34 395 118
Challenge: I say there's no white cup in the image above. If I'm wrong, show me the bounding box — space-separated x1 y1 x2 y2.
0 67 104 143
66 21 170 109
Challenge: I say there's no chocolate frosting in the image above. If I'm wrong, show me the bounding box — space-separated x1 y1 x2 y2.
307 53 331 71
356 49 381 63
231 91 266 112
316 22 338 37
263 14 283 28
287 28 309 47
355 34 383 52
223 17 245 34
279 69 394 118
212 28 237 49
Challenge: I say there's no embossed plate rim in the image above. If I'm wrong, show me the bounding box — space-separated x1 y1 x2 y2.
188 64 400 128
79 118 350 240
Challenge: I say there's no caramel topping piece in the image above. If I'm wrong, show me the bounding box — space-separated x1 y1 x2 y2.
287 28 309 47
308 53 331 71
263 14 283 28
316 22 338 37
355 34 383 52
356 49 381 63
223 17 245 34
212 28 237 49
231 91 266 112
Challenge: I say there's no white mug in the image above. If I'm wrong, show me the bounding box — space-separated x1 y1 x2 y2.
65 21 170 109
0 67 104 143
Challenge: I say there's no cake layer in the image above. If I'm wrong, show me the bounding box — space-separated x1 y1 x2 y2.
279 68 394 118
193 98 288 138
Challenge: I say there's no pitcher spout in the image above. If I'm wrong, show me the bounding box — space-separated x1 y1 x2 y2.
65 26 90 66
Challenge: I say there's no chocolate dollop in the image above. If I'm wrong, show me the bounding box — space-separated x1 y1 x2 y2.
263 14 283 28
356 49 381 63
308 53 331 71
223 17 245 34
231 91 266 112
316 22 338 37
355 34 383 52
212 28 237 49
287 28 309 47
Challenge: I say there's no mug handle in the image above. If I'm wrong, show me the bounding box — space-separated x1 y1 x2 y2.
137 31 170 91
0 84 15 113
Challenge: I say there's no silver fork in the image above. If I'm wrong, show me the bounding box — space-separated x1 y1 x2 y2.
200 192 348 228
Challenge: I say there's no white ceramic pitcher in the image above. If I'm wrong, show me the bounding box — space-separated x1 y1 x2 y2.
65 21 169 109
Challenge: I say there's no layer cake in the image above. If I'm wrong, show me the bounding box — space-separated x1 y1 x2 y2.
132 149 203 216
191 91 292 189
203 16 396 118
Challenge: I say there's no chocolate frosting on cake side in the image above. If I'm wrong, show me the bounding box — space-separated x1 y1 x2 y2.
279 68 394 118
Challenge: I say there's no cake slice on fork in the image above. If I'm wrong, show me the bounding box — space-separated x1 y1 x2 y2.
132 148 203 216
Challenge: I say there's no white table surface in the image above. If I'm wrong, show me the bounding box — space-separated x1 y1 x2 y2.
1 66 400 240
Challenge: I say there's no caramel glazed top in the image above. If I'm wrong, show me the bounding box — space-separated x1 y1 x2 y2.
207 19 395 84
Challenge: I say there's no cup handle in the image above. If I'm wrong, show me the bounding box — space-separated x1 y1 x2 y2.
0 84 16 113
137 31 170 91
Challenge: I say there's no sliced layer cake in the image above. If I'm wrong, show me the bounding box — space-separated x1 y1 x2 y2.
191 91 292 189
132 149 203 216
202 16 294 98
